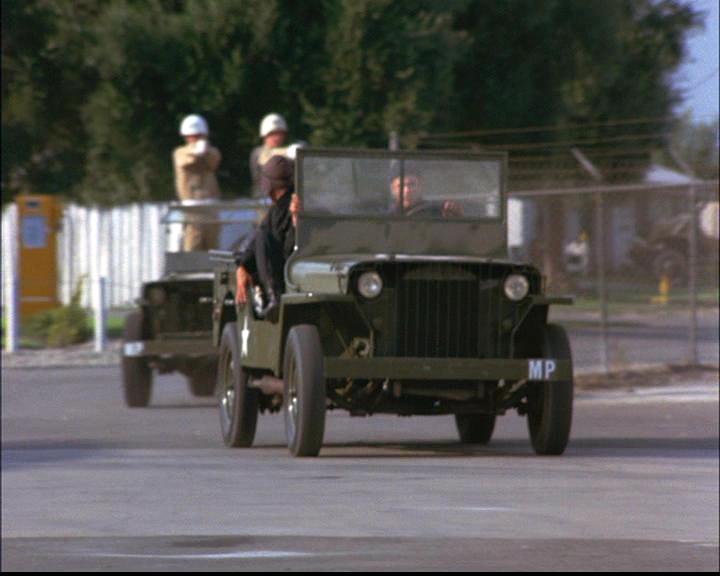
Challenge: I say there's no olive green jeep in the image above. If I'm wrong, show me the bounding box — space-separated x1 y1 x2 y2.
121 200 266 407
211 149 574 456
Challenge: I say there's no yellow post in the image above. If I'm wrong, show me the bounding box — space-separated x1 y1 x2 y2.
651 274 671 305
16 195 63 319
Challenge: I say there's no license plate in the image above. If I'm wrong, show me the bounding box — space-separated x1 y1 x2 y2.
123 342 145 357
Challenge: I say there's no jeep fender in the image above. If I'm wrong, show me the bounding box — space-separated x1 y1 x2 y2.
277 294 372 376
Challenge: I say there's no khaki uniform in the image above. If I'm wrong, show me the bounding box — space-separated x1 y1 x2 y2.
250 145 289 198
173 142 222 251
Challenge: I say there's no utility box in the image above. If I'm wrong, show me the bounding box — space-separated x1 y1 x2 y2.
16 195 62 319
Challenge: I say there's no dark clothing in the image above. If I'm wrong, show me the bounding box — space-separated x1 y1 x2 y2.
249 146 264 198
234 189 295 295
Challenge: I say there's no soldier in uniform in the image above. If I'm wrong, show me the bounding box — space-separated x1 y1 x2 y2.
173 114 222 251
249 113 288 198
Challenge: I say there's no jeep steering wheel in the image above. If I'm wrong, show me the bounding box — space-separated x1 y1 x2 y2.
404 202 444 218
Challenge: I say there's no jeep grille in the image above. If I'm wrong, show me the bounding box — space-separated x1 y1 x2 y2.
359 263 539 359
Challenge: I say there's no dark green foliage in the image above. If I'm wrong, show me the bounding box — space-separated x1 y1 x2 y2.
25 278 92 347
1 0 704 206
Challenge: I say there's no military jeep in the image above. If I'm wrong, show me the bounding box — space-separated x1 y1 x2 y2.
211 149 574 457
122 199 266 407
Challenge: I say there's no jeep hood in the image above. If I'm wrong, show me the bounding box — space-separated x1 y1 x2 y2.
287 254 521 295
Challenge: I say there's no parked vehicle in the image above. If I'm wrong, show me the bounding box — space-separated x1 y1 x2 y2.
628 201 720 284
121 200 266 407
211 149 574 457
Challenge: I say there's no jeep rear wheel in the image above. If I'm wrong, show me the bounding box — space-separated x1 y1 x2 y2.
283 325 326 458
455 413 496 445
122 311 153 408
218 322 259 447
526 324 574 455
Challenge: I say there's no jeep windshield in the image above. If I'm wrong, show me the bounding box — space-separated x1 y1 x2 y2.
299 149 503 220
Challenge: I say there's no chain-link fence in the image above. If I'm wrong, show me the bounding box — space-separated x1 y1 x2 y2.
509 180 719 373
3 172 719 372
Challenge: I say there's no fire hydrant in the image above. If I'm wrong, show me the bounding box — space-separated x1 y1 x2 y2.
651 274 671 305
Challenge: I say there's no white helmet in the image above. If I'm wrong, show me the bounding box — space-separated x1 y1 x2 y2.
180 114 209 136
260 113 288 138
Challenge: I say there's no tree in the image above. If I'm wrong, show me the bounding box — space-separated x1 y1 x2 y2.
2 0 704 209
2 1 101 202
302 0 465 148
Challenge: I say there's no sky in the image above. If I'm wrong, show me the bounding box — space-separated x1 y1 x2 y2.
673 0 719 122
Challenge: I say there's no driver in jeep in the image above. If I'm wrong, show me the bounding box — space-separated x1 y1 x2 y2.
391 171 462 217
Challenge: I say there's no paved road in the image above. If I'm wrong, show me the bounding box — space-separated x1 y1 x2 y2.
552 310 719 372
2 367 718 571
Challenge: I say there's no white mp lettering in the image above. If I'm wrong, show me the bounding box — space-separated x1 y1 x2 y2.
545 360 557 380
529 360 544 380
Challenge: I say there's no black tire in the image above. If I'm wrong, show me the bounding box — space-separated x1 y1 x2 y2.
455 413 496 445
188 362 218 397
526 324 574 456
217 322 259 447
122 311 153 408
283 325 326 457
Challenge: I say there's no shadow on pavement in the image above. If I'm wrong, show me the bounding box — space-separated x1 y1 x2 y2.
315 436 719 459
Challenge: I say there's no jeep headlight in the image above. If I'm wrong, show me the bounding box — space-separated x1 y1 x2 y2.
357 271 383 299
147 286 166 305
504 274 529 301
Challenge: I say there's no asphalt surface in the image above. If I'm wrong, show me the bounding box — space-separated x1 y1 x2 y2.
1 366 718 571
550 309 720 372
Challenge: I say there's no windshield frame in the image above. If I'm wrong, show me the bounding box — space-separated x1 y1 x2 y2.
296 148 508 223
161 199 268 254
161 199 269 226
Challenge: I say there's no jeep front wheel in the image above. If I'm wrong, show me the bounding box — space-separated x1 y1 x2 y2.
283 325 326 457
122 311 153 408
218 322 259 447
526 324 574 455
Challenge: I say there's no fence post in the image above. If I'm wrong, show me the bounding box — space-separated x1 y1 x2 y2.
669 149 701 367
688 183 699 366
574 148 610 374
2 205 20 353
389 131 399 151
595 190 610 373
94 276 107 353
3 205 19 353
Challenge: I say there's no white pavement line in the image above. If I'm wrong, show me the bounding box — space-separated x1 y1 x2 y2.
577 384 719 406
75 550 320 560
405 506 515 513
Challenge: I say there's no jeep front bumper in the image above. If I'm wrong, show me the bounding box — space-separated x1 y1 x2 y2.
324 357 572 381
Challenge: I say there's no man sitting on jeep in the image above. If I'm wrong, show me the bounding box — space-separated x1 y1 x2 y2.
234 155 300 316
